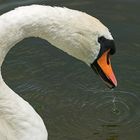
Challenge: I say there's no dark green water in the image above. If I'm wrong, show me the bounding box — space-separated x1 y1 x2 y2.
1 0 140 140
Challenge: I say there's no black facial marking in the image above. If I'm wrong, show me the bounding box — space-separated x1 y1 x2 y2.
97 36 116 59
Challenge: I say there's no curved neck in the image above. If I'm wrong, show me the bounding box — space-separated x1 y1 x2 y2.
0 5 99 76
0 6 51 137
0 5 56 67
0 5 81 68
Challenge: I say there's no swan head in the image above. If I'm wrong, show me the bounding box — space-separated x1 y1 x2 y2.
77 18 117 89
58 14 118 89
90 36 117 89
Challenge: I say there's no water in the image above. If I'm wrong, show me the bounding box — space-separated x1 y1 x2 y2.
1 0 140 140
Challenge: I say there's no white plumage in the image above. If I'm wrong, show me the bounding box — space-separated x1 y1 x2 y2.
0 5 113 140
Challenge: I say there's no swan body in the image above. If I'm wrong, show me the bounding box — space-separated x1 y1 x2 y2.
0 5 117 140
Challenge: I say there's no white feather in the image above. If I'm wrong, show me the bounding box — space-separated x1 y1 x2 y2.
0 5 113 140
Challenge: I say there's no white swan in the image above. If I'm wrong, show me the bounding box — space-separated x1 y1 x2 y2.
0 5 117 140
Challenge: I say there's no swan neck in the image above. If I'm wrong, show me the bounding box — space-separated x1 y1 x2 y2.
0 6 54 68
0 5 99 72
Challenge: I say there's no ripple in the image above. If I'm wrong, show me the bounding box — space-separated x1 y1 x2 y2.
50 89 140 139
94 90 140 130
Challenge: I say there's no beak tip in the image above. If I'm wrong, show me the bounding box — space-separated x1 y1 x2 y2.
110 74 117 88
108 77 117 89
114 78 118 87
113 79 117 87
111 81 117 89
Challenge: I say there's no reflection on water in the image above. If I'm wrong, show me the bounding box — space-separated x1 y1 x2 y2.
1 0 140 140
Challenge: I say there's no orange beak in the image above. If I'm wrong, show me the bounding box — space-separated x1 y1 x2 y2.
97 50 117 88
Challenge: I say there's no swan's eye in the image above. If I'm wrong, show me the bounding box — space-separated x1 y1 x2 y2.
98 36 105 43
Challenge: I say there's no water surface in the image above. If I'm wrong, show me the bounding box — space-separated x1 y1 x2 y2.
1 0 140 140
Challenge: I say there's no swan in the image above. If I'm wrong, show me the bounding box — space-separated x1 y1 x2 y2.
0 5 117 140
